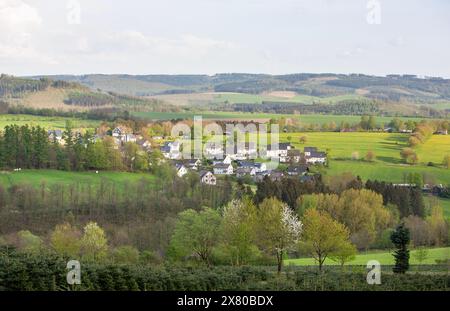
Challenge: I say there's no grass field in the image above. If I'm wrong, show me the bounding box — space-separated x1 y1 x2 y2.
149 91 366 106
326 160 450 185
433 197 450 219
281 132 409 164
415 135 450 164
276 132 450 184
286 247 450 266
0 114 100 130
133 111 429 126
0 169 156 190
211 92 366 105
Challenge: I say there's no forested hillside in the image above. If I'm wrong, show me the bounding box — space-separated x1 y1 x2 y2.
0 74 175 113
36 73 450 103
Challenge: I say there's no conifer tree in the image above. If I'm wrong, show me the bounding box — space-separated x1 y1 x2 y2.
391 223 410 274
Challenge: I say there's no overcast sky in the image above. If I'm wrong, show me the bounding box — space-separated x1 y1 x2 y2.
1 0 449 77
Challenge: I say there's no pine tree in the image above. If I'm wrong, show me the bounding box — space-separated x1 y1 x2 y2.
391 223 410 274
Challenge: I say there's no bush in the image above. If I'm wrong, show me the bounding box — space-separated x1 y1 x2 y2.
1 248 449 291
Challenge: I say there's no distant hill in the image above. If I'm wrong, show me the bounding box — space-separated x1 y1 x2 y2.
32 73 450 104
0 74 171 113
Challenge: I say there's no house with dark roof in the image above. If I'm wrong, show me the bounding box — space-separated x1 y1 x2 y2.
280 149 302 163
266 142 292 158
47 130 63 143
184 159 202 170
304 147 318 157
236 167 257 177
225 142 258 160
175 163 188 177
287 165 309 176
213 163 233 175
305 151 326 164
199 171 217 185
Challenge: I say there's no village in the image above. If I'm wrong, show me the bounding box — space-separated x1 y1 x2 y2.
47 125 328 186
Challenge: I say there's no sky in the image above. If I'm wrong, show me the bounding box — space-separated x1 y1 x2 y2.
0 0 449 77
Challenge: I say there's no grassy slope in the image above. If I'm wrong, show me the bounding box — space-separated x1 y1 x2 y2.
327 161 450 185
0 170 156 190
286 247 450 266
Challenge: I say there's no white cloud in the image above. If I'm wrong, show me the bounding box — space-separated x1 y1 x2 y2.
0 0 45 60
0 0 42 30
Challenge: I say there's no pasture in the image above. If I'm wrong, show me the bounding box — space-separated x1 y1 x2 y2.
286 247 450 266
0 169 156 190
326 160 450 185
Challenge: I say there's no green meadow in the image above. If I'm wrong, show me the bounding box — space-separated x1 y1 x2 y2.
0 169 156 190
326 160 450 185
276 132 450 184
286 247 450 266
0 114 100 130
281 132 409 163
133 111 428 126
210 92 365 105
415 135 450 164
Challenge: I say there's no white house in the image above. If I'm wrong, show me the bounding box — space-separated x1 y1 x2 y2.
112 127 123 137
236 167 257 177
304 147 317 157
199 171 217 185
205 142 224 157
280 149 302 163
238 161 267 173
287 165 309 176
266 142 291 158
123 134 137 143
222 155 232 165
185 159 202 170
254 162 267 173
226 142 258 160
305 151 327 164
47 130 63 144
213 163 234 175
175 163 188 177
160 141 182 159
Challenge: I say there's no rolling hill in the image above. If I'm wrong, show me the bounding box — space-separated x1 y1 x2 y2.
33 73 450 105
0 74 171 113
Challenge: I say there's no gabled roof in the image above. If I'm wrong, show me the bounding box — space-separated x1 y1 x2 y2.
175 163 186 170
267 142 291 150
185 159 201 165
213 163 232 169
236 167 256 174
304 147 317 152
287 149 301 156
199 170 214 178
287 165 308 174
48 129 63 137
309 151 326 158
